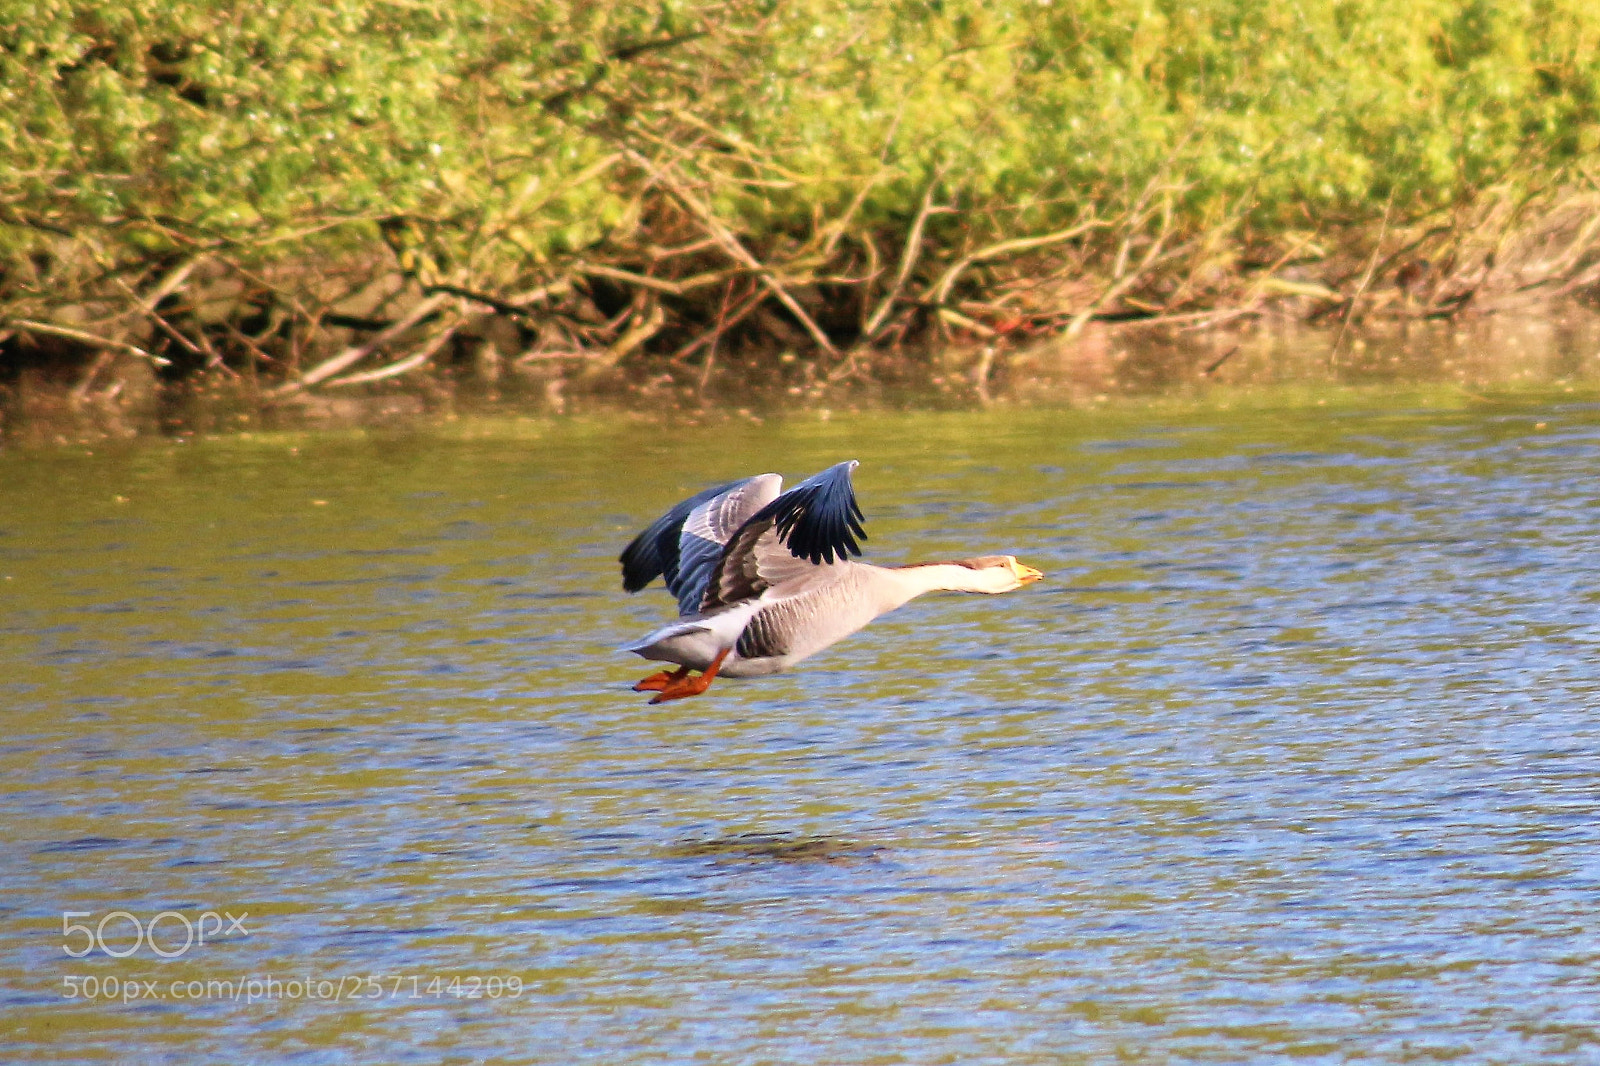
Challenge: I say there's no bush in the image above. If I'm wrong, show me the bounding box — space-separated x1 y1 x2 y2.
3 0 1599 388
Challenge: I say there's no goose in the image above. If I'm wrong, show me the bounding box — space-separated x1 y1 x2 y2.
617 460 1042 703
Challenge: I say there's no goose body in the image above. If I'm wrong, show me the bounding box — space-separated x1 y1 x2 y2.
618 461 1042 702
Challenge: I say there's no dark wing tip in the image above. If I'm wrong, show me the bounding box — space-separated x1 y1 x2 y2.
766 459 867 565
619 534 657 593
618 478 749 593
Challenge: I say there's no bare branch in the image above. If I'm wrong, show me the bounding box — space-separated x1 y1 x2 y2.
272 292 451 394
864 168 947 340
580 263 735 296
672 283 766 362
625 150 839 357
927 217 1103 306
1065 195 1178 338
1331 196 1394 359
323 321 464 387
111 274 204 358
7 319 170 367
936 307 997 338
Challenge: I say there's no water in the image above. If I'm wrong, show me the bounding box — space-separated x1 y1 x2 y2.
3 394 1599 1064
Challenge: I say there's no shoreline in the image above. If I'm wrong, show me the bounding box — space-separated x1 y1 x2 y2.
5 307 1599 448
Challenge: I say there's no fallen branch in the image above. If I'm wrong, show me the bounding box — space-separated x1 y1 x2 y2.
672 283 767 362
1065 196 1178 339
422 282 546 319
936 306 998 338
272 292 451 394
591 300 666 369
927 217 1103 307
323 321 463 387
579 263 734 296
222 320 280 370
864 168 947 339
112 274 205 359
505 276 575 308
8 318 170 367
698 277 738 395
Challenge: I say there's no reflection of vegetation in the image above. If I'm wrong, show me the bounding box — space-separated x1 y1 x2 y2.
670 832 882 864
3 0 1600 406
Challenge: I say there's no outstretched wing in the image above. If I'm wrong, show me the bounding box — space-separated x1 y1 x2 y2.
618 474 783 614
702 460 867 612
671 474 782 614
620 480 741 594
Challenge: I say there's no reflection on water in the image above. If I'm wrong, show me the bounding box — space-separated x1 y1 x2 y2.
2 390 1599 1063
7 310 1600 443
1027 309 1600 402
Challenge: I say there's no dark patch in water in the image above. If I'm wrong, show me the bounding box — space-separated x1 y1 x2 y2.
505 590 601 600
333 927 451 940
670 832 883 865
36 836 126 854
1110 481 1202 491
1246 451 1335 465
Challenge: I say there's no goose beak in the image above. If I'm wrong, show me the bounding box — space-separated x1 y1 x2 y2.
1014 562 1044 584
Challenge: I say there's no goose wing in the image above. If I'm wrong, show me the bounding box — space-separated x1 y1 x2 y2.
619 474 783 614
702 460 867 612
671 474 783 614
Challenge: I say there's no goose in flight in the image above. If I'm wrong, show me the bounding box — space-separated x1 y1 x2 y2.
618 460 1042 703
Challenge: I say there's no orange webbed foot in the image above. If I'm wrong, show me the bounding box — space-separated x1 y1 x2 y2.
633 666 689 692
647 648 731 705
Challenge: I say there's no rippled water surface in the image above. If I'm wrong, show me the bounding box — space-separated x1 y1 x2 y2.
4 394 1599 1063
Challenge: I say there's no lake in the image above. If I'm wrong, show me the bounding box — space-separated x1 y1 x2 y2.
3 390 1599 1063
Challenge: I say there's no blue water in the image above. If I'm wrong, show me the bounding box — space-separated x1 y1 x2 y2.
2 399 1598 1063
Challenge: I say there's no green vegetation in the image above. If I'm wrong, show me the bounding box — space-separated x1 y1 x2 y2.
3 0 1600 403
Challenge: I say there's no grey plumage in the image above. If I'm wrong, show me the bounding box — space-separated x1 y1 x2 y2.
672 474 781 615
619 462 863 619
731 564 884 663
618 461 1042 698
